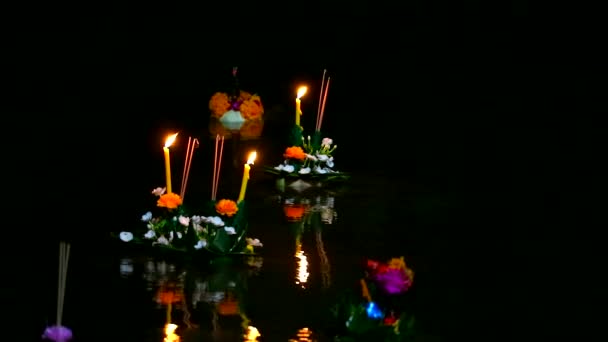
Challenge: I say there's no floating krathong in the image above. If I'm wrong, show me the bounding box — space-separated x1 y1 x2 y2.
264 70 349 183
43 242 72 342
115 133 262 256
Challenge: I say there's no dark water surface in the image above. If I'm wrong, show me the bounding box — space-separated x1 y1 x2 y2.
7 120 513 342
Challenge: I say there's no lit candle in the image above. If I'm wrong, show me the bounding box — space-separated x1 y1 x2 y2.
237 151 257 203
295 86 307 126
163 133 178 194
164 323 180 342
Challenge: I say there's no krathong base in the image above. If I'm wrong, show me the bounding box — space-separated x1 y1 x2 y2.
218 110 246 130
42 325 72 342
116 198 262 257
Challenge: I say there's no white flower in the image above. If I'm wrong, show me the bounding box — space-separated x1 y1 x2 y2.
193 223 205 232
326 157 334 168
151 187 166 196
274 164 285 171
246 238 263 247
206 216 224 226
176 232 182 239
224 227 236 235
141 212 153 222
169 231 174 241
144 230 156 239
194 239 207 250
191 215 203 224
314 166 328 174
119 231 133 242
156 236 169 245
316 154 329 162
299 167 311 174
283 164 295 173
178 216 190 226
322 138 333 147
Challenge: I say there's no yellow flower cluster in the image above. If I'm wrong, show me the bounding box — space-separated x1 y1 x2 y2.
209 90 264 120
240 94 264 120
209 92 231 118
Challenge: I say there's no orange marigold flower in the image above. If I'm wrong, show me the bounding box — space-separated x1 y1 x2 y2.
284 146 307 161
283 204 308 222
157 288 183 305
215 199 238 217
209 92 231 118
157 193 183 209
240 95 264 120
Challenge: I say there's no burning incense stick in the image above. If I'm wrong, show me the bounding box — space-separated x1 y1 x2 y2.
180 137 192 198
211 135 225 200
317 77 331 132
180 137 199 201
215 136 225 200
43 241 73 342
57 242 70 326
316 69 327 131
212 135 219 200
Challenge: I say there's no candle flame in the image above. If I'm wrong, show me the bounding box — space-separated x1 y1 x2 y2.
164 133 179 148
244 326 261 341
297 86 308 99
164 323 180 342
246 151 257 165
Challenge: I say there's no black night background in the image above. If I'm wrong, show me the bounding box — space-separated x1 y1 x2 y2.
3 1 603 341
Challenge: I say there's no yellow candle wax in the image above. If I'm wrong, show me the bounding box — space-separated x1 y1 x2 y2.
164 147 172 193
295 98 302 126
237 163 250 203
163 133 178 194
295 86 307 126
237 151 257 203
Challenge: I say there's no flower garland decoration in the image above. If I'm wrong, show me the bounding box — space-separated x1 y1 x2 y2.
272 137 338 176
190 198 263 255
120 187 190 249
209 91 263 120
118 189 262 255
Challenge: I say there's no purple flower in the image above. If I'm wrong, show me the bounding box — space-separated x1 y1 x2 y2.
230 99 243 110
373 268 412 295
42 325 73 342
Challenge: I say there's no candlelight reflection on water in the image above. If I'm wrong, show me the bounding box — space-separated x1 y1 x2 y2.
288 327 315 341
244 326 261 341
164 323 180 342
295 244 309 288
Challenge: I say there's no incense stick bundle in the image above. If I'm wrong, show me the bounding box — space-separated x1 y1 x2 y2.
42 241 73 341
315 69 327 131
57 242 70 326
317 76 331 132
211 134 225 200
180 137 199 201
